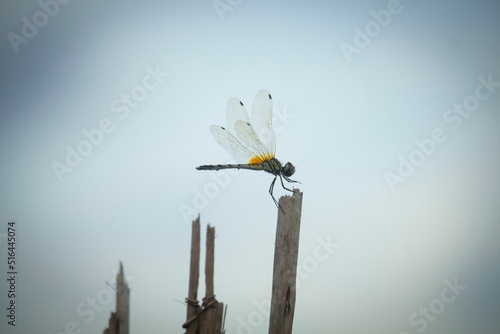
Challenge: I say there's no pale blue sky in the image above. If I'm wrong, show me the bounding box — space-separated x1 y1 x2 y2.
1 1 500 333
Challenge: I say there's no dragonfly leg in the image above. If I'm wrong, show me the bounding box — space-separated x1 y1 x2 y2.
269 176 284 213
279 173 294 193
283 174 301 185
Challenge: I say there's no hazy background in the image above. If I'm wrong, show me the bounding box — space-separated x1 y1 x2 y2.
1 1 499 333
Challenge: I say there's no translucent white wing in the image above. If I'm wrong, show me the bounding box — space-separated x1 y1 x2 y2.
233 120 273 163
209 125 255 164
226 97 250 137
251 89 276 157
209 90 276 164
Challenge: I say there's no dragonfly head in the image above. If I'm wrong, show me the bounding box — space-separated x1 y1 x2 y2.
282 162 295 177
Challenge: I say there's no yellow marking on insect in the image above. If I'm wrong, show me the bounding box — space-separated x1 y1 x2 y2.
249 154 274 164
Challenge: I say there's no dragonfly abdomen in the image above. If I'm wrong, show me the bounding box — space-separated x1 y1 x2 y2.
196 159 283 175
196 163 266 171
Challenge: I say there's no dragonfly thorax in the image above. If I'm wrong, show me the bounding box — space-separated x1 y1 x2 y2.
282 162 295 177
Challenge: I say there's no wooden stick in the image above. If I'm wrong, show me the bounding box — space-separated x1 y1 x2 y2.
205 225 215 299
200 224 225 334
268 189 303 334
116 262 130 334
185 216 201 333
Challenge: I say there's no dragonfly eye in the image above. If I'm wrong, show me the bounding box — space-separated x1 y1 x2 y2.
282 162 295 177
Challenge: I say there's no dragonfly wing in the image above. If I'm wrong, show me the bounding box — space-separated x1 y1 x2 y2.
234 120 273 163
210 91 275 164
251 89 276 157
210 125 255 164
226 97 250 137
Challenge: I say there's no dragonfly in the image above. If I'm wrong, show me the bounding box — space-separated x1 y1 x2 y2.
196 89 299 212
